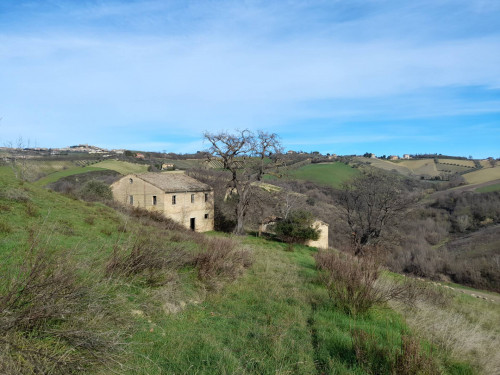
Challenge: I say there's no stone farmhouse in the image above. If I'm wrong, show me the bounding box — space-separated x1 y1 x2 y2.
111 172 214 232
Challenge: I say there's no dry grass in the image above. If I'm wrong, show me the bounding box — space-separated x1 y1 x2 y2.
194 236 253 288
106 233 193 286
464 166 500 184
389 284 500 374
315 251 431 315
0 242 122 374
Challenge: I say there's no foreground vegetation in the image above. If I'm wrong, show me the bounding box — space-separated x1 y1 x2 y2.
1 166 490 373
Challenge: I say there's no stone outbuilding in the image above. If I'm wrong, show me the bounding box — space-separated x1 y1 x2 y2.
259 217 329 249
111 172 214 232
306 220 329 249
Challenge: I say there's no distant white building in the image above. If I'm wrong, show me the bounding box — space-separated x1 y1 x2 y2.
403 154 410 159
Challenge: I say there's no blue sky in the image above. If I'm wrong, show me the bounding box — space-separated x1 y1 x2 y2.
0 0 499 157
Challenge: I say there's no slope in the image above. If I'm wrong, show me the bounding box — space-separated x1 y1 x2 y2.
0 167 481 374
287 162 359 188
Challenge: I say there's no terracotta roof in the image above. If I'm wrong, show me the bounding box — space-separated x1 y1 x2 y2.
136 172 212 193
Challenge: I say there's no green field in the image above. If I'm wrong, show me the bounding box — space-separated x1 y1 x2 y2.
92 160 149 174
476 182 500 193
464 166 500 184
288 162 359 188
33 166 106 186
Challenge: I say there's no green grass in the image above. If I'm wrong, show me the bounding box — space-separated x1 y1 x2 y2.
33 166 106 186
476 182 500 193
92 160 149 174
0 167 479 374
287 162 359 188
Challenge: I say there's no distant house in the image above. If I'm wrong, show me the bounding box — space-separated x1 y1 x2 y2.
135 153 145 159
388 155 399 160
403 154 410 159
259 217 329 249
161 163 175 170
369 153 377 159
111 172 214 232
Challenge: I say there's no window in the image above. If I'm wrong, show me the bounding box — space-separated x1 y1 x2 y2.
152 196 157 205
129 195 133 205
172 195 176 205
191 194 195 203
205 193 208 202
204 213 209 219
129 178 133 184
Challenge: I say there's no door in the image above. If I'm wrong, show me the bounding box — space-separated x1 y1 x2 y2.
190 218 195 231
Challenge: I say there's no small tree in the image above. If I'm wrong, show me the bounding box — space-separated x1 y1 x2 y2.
272 210 320 244
203 130 283 235
338 171 413 255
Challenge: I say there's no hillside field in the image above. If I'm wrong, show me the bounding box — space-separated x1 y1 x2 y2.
287 162 359 188
92 159 149 174
1 166 492 374
476 182 500 193
353 157 412 176
464 166 500 184
397 159 440 177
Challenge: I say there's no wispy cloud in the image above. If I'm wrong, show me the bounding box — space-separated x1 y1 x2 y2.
0 0 499 156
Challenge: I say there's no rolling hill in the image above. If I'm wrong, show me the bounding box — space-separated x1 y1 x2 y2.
1 166 490 374
287 162 360 188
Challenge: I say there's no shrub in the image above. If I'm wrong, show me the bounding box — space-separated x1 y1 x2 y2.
315 251 428 314
0 244 119 374
272 210 320 244
106 234 193 285
194 237 253 286
78 180 112 202
315 251 381 315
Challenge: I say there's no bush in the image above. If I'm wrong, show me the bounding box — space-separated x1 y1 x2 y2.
0 244 119 374
272 210 320 244
315 251 428 315
106 234 193 285
315 251 382 315
78 180 112 202
194 237 253 287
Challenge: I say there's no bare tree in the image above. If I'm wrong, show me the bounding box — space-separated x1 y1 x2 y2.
338 171 414 255
203 130 283 235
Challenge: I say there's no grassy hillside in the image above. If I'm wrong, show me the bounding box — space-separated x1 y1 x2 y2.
438 159 475 168
1 167 494 374
92 160 149 174
353 157 413 175
476 182 500 193
397 159 440 177
463 166 500 184
33 166 107 186
288 162 359 188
